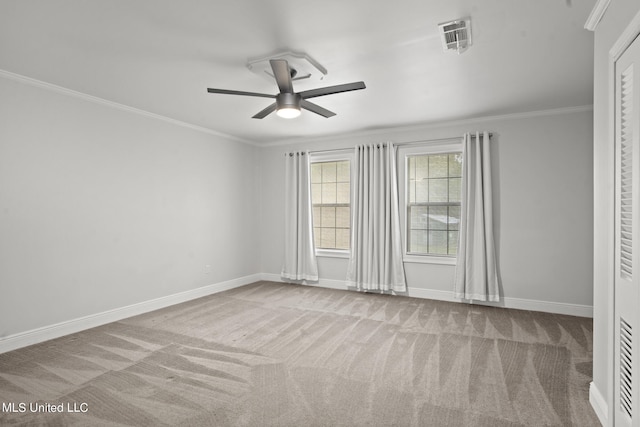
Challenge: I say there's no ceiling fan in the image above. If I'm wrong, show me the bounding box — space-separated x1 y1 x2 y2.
206 59 366 119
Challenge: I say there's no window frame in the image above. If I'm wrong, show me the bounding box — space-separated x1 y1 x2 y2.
308 151 354 258
398 140 463 265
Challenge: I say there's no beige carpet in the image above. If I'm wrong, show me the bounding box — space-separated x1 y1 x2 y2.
0 281 599 426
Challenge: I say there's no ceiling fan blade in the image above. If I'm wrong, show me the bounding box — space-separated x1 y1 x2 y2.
299 81 366 99
270 59 294 93
207 88 275 98
252 103 277 119
301 100 336 118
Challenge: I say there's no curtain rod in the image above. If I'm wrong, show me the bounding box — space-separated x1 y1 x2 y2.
305 133 493 155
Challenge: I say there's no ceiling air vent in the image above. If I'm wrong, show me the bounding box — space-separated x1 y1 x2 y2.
438 18 472 54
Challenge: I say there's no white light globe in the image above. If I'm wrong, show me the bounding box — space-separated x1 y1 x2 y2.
277 107 301 119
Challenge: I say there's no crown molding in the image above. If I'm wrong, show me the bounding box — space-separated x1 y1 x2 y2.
0 68 593 150
261 104 593 148
609 8 640 60
585 0 611 31
0 68 258 147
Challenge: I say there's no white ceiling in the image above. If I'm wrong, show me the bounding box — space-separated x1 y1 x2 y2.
0 0 595 145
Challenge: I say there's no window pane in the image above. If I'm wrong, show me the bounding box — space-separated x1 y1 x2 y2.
314 228 321 248
405 151 461 257
321 183 337 204
335 228 350 250
410 230 428 253
428 178 448 202
415 156 429 180
449 178 461 202
311 163 322 183
336 161 350 181
336 182 350 204
408 179 416 203
449 153 462 177
313 206 321 227
448 231 459 255
321 207 336 228
428 206 448 230
311 183 322 204
449 206 460 230
322 162 337 182
310 159 351 251
410 206 429 230
320 228 335 248
429 230 448 254
336 207 350 228
416 180 429 203
408 156 416 179
429 155 448 178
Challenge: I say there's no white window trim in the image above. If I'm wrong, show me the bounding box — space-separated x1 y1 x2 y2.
309 150 355 258
397 140 463 265
315 248 350 258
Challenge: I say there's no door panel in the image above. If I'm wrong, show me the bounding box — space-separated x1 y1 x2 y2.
615 34 640 427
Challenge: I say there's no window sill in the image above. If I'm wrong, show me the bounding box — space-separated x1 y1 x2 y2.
403 254 457 265
316 249 350 259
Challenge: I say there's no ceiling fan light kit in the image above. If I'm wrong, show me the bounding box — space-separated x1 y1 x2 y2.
275 93 302 118
276 108 301 119
207 57 365 119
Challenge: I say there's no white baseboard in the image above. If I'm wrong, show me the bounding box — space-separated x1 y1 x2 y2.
261 273 593 317
0 273 595 355
407 287 594 318
589 381 608 426
0 274 260 354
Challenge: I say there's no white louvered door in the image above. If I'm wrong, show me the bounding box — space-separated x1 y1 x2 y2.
615 34 640 427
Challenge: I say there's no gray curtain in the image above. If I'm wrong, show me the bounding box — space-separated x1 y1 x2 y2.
454 131 499 301
346 143 406 292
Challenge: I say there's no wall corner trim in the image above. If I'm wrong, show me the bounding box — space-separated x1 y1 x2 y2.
0 274 261 354
589 381 608 426
585 0 611 31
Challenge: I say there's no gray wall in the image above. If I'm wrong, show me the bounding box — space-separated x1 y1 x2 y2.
0 76 260 338
0 70 594 347
259 109 593 308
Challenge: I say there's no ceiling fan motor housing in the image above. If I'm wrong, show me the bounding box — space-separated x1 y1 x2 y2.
276 92 301 110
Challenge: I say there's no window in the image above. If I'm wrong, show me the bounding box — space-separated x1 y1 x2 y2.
406 151 462 257
310 159 351 252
